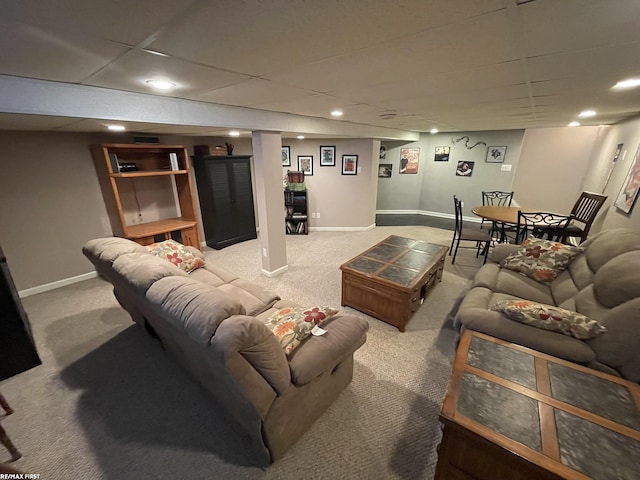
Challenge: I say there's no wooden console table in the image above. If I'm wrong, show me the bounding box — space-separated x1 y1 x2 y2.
435 330 640 480
339 235 447 331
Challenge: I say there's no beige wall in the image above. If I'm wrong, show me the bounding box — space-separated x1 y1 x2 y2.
512 127 600 213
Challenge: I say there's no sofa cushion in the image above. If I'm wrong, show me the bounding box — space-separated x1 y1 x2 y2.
147 240 205 273
264 306 339 355
112 252 188 293
592 251 640 308
288 315 369 386
583 228 640 272
500 237 583 283
491 300 606 340
146 276 242 345
218 281 280 317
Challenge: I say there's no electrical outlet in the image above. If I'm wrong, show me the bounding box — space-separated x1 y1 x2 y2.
311 212 316 218
262 248 267 257
316 212 321 218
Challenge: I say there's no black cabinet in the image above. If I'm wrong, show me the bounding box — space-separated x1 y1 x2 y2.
285 188 308 234
0 244 41 381
193 155 257 249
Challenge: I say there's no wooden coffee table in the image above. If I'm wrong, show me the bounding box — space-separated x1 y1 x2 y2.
339 235 447 331
435 330 640 480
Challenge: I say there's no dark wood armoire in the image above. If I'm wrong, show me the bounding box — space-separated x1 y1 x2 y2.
193 155 257 250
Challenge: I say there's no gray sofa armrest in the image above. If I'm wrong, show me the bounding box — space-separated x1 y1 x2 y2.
457 307 596 364
288 315 369 386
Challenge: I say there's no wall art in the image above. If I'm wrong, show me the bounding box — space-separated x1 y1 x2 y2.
282 146 291 167
298 155 313 176
486 146 507 163
320 145 336 166
456 161 474 177
378 163 392 178
434 146 450 162
614 144 640 214
399 147 419 174
342 155 358 175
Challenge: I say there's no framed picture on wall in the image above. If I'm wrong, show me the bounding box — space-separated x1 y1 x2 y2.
298 155 313 176
378 164 392 178
399 147 419 173
434 146 450 162
614 144 640 214
320 145 336 166
486 146 507 163
282 146 291 167
342 155 358 175
456 161 474 177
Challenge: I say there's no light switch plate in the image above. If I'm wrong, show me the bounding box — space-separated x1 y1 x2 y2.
501 164 512 172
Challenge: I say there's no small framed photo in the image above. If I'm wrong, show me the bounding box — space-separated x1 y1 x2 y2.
434 146 450 162
378 163 392 178
320 145 336 166
282 146 291 167
298 155 313 176
456 161 475 177
342 155 358 175
486 146 507 163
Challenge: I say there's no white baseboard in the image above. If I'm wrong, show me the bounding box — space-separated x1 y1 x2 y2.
309 223 376 232
19 271 98 298
375 209 481 224
261 264 289 277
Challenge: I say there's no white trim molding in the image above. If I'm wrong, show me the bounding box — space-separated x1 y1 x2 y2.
375 209 481 223
309 224 376 232
261 265 289 277
19 271 98 298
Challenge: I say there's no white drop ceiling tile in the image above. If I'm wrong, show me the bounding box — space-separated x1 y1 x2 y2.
519 0 640 57
150 0 505 77
0 20 128 83
256 95 379 121
86 50 250 98
1 0 190 46
192 79 315 108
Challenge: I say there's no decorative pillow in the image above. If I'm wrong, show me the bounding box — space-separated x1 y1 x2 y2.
491 300 606 340
264 306 339 355
500 237 584 283
146 240 205 273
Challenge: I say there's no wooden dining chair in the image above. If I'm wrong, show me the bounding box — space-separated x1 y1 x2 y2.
449 196 492 264
535 192 607 244
515 211 575 244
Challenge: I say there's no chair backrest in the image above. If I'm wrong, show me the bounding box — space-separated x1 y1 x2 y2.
482 191 514 207
453 195 464 234
516 211 574 244
570 191 608 234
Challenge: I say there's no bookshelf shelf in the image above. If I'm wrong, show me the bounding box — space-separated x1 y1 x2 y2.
285 188 308 235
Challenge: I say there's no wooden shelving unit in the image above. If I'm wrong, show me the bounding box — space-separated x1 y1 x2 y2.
285 188 308 235
91 143 200 248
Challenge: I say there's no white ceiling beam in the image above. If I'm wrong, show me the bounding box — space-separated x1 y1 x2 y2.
0 75 419 141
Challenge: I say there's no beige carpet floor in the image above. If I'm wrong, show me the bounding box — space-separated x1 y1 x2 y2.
0 225 485 479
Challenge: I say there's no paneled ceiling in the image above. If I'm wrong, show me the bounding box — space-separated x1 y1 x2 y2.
1 0 640 137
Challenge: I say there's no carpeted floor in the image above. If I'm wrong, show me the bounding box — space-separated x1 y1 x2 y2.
0 225 486 479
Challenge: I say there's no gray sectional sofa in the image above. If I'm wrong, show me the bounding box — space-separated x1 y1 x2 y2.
454 228 640 382
82 237 369 465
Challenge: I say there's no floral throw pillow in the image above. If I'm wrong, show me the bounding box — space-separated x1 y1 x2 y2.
264 306 339 355
146 240 205 273
491 300 606 340
500 237 584 283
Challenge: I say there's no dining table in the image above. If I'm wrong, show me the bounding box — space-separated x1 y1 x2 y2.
472 205 524 243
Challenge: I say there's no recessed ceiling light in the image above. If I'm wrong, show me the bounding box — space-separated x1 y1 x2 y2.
107 125 126 132
331 110 343 117
146 79 176 90
612 78 640 90
229 130 240 137
430 128 439 134
578 110 596 118
297 135 305 140
568 121 580 127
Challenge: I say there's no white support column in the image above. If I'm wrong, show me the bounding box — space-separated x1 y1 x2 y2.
251 131 288 276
